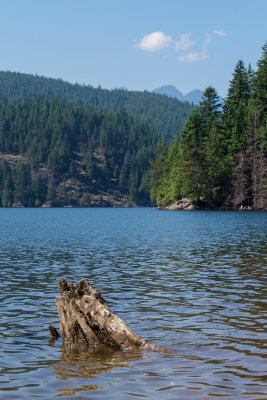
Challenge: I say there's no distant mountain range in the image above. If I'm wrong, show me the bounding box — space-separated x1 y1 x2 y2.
153 85 204 105
153 85 223 106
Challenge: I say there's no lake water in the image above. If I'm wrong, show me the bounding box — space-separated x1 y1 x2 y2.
0 208 266 399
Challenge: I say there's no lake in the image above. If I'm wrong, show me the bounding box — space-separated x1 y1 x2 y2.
0 208 266 399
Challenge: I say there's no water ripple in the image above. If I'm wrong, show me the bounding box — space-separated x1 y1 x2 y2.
0 208 266 399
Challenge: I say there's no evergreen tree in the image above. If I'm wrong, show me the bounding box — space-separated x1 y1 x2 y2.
222 60 251 154
177 109 207 202
149 142 169 205
13 162 32 206
199 86 221 132
246 46 267 210
253 42 267 127
149 44 266 210
2 171 14 207
31 174 47 206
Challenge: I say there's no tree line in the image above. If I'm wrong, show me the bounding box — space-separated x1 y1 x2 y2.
0 71 194 143
150 43 267 210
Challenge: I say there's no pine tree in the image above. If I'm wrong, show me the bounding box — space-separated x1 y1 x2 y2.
253 42 267 127
31 174 47 206
149 141 168 204
2 172 14 207
46 180 56 206
222 60 251 154
149 43 266 210
199 86 221 132
13 162 32 206
177 109 207 202
204 122 230 205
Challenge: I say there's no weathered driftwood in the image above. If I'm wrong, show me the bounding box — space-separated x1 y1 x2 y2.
55 278 170 352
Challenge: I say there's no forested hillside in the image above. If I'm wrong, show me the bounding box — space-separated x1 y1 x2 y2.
1 44 265 209
150 42 267 210
0 98 159 207
0 71 194 143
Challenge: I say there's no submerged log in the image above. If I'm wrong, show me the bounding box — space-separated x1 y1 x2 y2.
56 279 169 352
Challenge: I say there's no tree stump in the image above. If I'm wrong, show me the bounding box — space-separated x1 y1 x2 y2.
55 279 169 352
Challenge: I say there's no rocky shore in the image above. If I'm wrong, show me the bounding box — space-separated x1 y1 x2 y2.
157 198 262 211
158 198 196 210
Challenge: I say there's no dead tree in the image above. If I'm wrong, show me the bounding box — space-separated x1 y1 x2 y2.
55 279 170 353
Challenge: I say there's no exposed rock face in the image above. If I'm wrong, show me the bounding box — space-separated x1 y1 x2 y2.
56 279 169 352
158 198 195 210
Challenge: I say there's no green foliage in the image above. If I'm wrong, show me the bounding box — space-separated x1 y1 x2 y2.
149 141 170 205
222 60 251 154
150 43 267 210
177 110 207 201
0 71 194 143
0 70 194 207
0 97 159 206
13 162 32 205
0 160 14 207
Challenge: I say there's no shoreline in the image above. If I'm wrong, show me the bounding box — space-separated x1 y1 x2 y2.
157 198 266 211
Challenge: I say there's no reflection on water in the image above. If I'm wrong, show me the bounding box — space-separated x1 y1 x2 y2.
0 208 266 399
54 346 144 397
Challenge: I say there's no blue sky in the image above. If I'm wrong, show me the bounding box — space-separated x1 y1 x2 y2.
0 0 266 98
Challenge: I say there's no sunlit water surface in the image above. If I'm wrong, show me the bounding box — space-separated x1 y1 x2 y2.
0 208 266 399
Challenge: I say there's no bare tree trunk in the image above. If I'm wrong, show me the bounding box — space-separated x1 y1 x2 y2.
250 110 267 209
227 151 250 208
55 279 170 353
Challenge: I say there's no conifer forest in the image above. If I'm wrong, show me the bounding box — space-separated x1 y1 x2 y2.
0 42 266 209
150 42 266 210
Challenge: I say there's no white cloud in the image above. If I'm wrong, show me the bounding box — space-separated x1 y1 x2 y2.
175 33 195 51
177 52 208 63
137 32 172 52
213 29 228 37
136 30 222 62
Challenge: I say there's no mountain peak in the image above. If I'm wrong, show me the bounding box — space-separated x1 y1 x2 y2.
184 89 204 105
153 85 203 105
153 85 184 101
